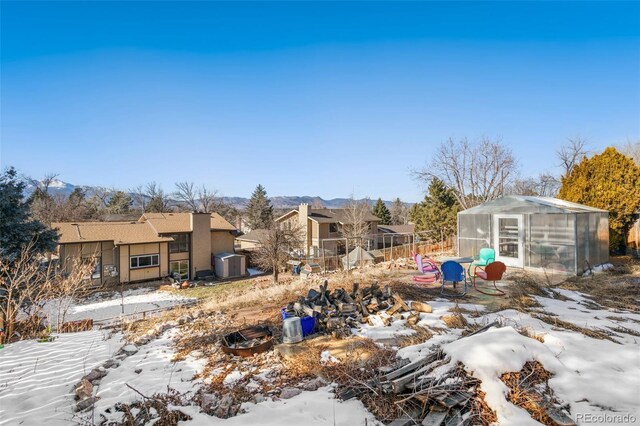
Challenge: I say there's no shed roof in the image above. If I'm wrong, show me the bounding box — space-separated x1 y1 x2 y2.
459 196 608 215
141 212 236 233
53 221 173 245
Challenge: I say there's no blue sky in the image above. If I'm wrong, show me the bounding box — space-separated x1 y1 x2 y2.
1 1 639 202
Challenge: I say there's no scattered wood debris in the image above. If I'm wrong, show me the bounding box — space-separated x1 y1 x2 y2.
337 322 502 425
283 280 422 338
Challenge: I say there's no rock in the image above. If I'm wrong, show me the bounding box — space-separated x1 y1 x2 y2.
134 368 142 374
102 359 119 369
279 387 302 399
193 310 204 319
253 394 266 403
74 379 93 400
190 350 204 358
75 396 97 412
83 368 107 383
214 395 234 418
201 393 218 411
302 377 328 391
177 315 190 325
134 336 149 346
122 344 138 356
166 320 179 328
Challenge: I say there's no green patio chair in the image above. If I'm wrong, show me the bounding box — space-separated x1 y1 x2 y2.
468 247 495 275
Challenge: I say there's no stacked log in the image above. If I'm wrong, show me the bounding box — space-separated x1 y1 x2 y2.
283 280 418 338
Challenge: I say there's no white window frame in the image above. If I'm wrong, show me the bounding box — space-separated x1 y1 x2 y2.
130 254 160 269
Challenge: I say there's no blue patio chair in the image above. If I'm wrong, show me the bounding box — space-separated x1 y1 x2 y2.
440 260 467 297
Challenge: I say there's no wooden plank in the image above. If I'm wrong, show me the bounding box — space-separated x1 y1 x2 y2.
383 351 442 381
443 408 463 426
421 408 449 426
436 391 472 408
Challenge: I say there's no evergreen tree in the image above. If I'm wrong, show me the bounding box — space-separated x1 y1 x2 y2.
409 178 460 237
107 191 133 214
390 198 408 225
559 147 640 253
245 184 274 230
0 167 58 261
372 198 391 225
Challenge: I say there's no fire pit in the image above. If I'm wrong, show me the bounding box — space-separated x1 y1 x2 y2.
221 325 274 357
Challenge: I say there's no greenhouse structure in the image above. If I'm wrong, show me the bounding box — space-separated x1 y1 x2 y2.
457 196 609 275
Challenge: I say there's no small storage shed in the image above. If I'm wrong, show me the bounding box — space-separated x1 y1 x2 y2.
214 253 247 278
457 196 609 275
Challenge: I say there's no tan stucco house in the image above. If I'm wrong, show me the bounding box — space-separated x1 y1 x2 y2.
275 203 380 256
53 212 244 285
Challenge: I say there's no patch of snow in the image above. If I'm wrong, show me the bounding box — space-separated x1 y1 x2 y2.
0 330 121 425
352 316 415 340
43 287 195 324
181 385 382 425
320 350 340 364
247 268 264 276
223 369 247 386
85 327 205 424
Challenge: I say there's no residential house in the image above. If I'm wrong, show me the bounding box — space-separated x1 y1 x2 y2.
275 203 380 256
235 229 269 251
53 212 244 285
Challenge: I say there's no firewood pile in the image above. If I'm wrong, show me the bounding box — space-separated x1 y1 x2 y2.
283 280 430 338
338 322 502 426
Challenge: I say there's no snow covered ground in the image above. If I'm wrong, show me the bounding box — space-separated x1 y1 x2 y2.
2 283 639 425
43 287 196 324
0 330 121 425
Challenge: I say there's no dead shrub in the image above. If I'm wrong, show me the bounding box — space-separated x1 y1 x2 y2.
533 314 621 343
500 361 567 426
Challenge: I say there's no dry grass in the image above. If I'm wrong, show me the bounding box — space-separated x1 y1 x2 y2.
533 314 621 343
506 274 549 311
442 305 470 329
501 361 562 426
558 256 640 312
396 326 435 348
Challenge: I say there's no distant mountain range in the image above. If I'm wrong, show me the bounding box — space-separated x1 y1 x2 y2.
22 178 408 209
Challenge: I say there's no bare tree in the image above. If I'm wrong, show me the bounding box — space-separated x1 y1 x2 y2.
174 181 199 211
200 186 218 213
339 197 372 242
253 223 303 283
618 139 640 165
509 173 560 197
45 258 96 331
557 137 589 176
129 184 148 212
390 198 409 225
0 243 52 343
415 137 517 209
145 182 171 213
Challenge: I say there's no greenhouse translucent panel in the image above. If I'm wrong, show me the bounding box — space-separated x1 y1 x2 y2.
529 214 576 274
458 214 491 258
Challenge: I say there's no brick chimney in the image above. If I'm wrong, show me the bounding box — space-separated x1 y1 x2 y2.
298 203 310 254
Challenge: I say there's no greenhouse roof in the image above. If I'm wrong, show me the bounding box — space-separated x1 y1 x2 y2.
458 196 608 215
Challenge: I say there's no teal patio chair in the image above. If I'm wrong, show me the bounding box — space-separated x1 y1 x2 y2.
468 248 495 276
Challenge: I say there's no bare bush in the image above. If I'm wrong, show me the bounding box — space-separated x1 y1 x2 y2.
253 223 304 283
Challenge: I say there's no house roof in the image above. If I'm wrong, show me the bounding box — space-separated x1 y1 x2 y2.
459 196 609 215
377 224 415 234
236 229 269 243
141 212 236 233
276 207 380 225
53 221 173 245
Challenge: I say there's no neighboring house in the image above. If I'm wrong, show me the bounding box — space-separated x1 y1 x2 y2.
275 203 380 256
377 224 416 247
53 212 244 285
235 229 269 250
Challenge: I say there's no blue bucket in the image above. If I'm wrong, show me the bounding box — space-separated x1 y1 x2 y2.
281 308 295 320
300 316 316 337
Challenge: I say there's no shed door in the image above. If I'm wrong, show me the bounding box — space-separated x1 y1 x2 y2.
229 256 241 277
493 214 524 267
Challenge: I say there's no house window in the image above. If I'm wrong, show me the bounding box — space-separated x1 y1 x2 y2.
169 234 189 253
329 223 339 233
130 254 160 269
170 260 190 280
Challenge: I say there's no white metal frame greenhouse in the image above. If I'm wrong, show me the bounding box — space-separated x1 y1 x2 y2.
457 196 609 275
